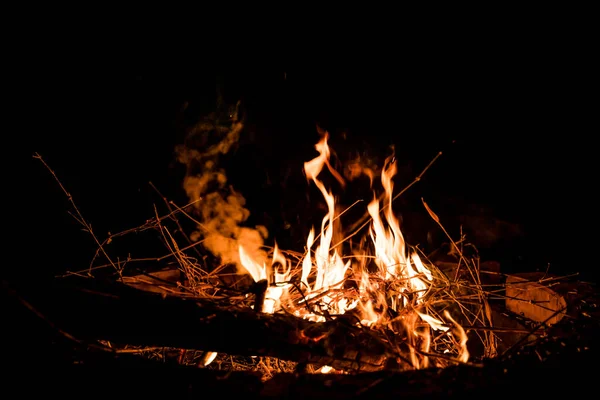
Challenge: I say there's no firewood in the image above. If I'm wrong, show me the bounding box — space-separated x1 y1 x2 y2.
8 277 398 372
4 276 599 398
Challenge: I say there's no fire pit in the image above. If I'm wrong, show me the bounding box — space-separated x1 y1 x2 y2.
17 104 599 398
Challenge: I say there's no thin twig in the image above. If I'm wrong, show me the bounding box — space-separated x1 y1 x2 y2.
33 153 118 274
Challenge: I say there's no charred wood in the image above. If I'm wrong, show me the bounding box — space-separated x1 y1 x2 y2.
3 276 599 398
4 277 395 372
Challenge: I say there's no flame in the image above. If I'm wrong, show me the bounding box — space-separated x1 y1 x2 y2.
300 132 353 320
444 310 470 363
367 156 432 306
235 130 469 370
239 242 291 314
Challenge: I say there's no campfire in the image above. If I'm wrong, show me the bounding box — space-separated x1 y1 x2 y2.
237 131 471 371
25 103 599 397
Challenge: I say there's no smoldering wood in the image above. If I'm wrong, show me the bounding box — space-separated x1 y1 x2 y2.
8 327 599 400
11 268 597 371
253 279 269 313
120 265 544 360
4 274 599 399
9 277 397 372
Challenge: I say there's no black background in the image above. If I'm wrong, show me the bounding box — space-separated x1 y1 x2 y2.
14 35 596 286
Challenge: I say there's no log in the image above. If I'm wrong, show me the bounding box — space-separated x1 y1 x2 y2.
4 277 599 398
4 277 395 372
5 338 599 399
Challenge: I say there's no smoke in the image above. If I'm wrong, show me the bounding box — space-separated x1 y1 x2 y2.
175 101 268 270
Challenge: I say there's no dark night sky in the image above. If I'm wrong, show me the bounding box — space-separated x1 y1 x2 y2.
17 45 596 284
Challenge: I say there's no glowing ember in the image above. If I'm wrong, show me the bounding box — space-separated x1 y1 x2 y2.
237 131 470 370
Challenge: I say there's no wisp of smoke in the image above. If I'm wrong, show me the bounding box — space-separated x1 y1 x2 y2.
175 101 268 270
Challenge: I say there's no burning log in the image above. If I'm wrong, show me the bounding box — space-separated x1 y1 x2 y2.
5 275 599 399
8 277 402 372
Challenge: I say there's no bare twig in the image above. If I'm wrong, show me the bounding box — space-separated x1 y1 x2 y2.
33 153 119 275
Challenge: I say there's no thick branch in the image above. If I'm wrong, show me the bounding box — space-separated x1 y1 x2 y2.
8 277 395 372
4 276 599 398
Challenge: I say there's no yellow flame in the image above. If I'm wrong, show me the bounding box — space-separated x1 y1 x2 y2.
301 228 315 290
238 244 267 283
299 132 353 320
367 155 432 310
444 310 470 363
417 312 450 332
